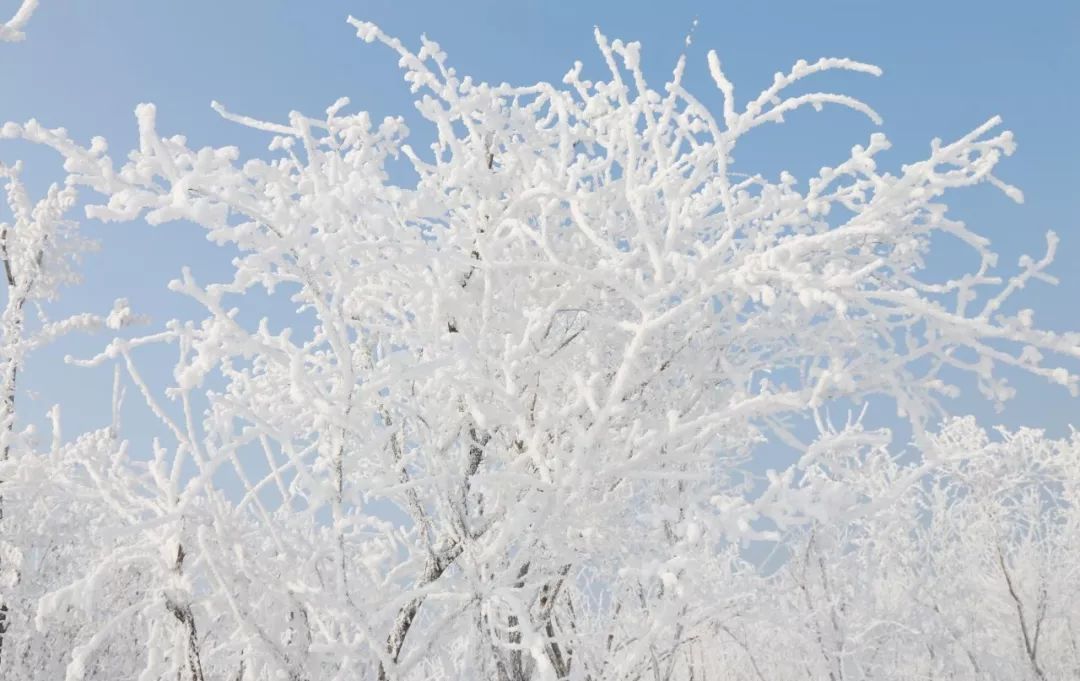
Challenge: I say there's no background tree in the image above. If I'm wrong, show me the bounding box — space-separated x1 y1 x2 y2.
0 161 140 675
719 419 1080 681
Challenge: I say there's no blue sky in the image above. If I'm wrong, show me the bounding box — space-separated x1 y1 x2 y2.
2 0 1078 445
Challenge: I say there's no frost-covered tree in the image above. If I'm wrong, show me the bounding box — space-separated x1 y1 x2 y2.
0 160 138 674
1 15 1078 681
705 419 1080 681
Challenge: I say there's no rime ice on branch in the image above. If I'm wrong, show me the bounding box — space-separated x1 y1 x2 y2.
0 0 39 42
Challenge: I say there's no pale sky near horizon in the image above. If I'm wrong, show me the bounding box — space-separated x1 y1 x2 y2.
1 0 1078 450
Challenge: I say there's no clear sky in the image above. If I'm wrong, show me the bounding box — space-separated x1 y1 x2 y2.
2 0 1078 446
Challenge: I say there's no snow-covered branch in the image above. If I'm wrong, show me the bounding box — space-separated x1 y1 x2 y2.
0 0 39 43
